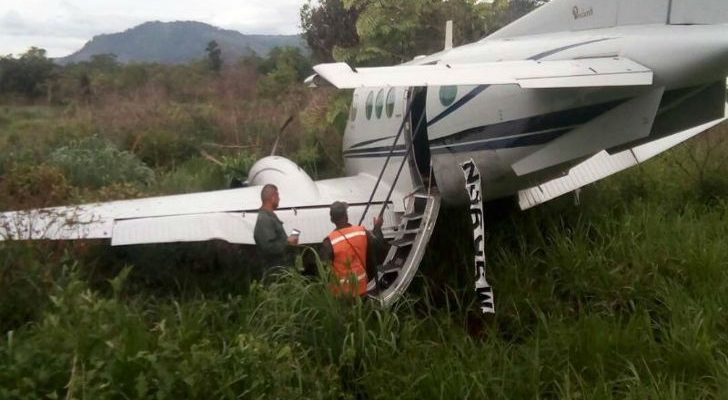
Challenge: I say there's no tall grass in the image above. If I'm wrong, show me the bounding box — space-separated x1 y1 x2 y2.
4 152 728 398
2 66 728 398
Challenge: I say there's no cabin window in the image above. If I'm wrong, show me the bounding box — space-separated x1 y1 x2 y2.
365 92 374 120
439 86 458 107
375 89 385 119
386 88 396 118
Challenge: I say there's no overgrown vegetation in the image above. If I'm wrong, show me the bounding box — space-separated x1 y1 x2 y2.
3 141 728 398
301 0 545 64
3 0 728 398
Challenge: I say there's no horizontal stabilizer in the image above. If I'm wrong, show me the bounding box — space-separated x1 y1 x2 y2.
512 87 665 177
488 0 728 41
311 58 652 89
518 111 728 210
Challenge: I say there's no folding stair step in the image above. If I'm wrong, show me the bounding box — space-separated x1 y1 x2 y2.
389 236 415 247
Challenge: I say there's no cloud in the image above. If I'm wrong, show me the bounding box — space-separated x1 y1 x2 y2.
0 0 305 57
211 0 304 34
0 11 29 35
0 34 86 57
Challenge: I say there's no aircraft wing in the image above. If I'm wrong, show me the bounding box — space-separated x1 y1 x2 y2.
0 173 404 247
309 57 653 89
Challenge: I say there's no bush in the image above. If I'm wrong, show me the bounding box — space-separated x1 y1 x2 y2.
0 164 72 209
155 157 227 194
131 129 203 169
220 152 258 184
0 268 347 399
49 136 154 189
0 243 62 332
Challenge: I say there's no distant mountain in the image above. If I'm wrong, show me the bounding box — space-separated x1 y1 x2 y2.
58 21 306 65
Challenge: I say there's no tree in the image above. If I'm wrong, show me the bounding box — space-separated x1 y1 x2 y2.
300 0 546 66
300 0 360 63
88 53 120 72
258 47 312 81
257 47 313 98
482 0 545 33
329 0 490 65
206 40 223 73
0 47 55 98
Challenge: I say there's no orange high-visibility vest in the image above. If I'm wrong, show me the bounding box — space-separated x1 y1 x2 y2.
327 225 369 296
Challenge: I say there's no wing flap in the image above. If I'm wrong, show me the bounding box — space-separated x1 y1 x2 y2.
518 111 728 210
312 58 653 89
512 87 665 176
112 213 255 246
110 204 401 247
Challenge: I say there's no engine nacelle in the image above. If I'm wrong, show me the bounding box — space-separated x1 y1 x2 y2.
246 156 320 200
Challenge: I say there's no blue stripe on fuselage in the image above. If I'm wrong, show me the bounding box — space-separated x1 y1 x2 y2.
343 99 626 158
344 38 620 159
425 37 616 129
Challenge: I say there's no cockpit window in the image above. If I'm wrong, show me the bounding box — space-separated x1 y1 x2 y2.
375 89 385 119
386 88 396 118
365 91 374 120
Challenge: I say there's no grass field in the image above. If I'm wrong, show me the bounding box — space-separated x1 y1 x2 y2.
2 98 728 398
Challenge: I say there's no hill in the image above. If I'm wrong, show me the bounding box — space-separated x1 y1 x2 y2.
58 21 306 64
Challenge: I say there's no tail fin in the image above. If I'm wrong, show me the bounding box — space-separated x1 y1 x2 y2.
489 0 728 40
671 0 728 25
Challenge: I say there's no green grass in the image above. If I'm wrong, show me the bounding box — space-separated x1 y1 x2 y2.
3 148 728 399
2 97 728 398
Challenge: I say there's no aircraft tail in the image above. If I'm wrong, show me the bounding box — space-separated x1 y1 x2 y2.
489 0 728 40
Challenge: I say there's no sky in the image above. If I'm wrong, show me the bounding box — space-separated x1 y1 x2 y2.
0 0 306 58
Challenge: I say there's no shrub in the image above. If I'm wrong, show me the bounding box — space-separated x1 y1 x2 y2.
85 182 148 202
49 136 154 189
131 129 203 169
0 243 61 332
155 157 227 194
220 152 258 184
0 267 347 399
0 164 72 209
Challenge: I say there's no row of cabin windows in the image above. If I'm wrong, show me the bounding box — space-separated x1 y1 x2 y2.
350 86 460 122
350 88 397 122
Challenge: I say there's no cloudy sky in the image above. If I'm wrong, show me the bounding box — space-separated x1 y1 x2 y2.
0 0 306 57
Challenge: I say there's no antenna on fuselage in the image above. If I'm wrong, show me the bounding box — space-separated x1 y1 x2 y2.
444 20 453 51
271 116 295 156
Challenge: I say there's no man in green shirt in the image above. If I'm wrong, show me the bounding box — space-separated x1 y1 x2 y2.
253 184 298 279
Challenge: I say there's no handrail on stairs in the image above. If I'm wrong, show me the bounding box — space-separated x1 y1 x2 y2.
359 88 430 225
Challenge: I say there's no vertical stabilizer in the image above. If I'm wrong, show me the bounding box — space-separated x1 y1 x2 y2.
488 0 671 39
670 0 728 24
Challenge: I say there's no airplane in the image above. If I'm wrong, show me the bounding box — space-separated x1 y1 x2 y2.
3 0 728 312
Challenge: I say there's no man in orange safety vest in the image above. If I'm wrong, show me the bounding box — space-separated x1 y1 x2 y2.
320 202 384 297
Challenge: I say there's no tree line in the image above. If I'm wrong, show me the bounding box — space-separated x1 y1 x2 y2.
0 45 313 104
0 0 544 103
301 0 546 65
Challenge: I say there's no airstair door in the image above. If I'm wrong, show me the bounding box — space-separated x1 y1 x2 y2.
368 87 440 307
368 189 440 307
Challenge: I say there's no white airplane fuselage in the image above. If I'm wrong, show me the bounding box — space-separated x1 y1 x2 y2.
343 24 728 205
